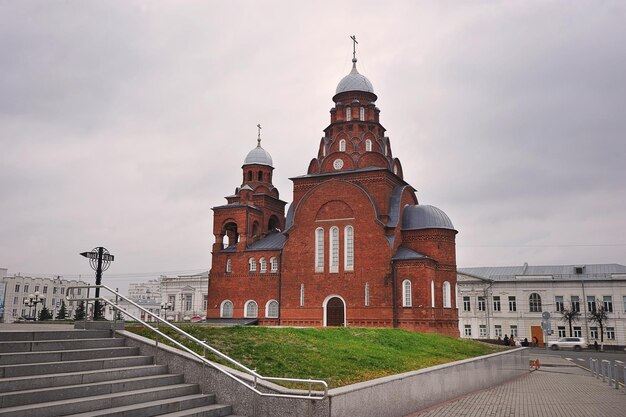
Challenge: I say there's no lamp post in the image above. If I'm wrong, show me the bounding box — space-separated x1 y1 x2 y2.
24 291 43 320
161 302 173 321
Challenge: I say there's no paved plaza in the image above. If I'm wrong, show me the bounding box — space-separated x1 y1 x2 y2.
408 354 626 417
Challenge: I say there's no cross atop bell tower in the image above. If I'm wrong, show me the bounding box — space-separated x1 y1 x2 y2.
350 35 358 63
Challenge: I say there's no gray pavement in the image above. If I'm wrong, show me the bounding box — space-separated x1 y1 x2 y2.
407 354 626 417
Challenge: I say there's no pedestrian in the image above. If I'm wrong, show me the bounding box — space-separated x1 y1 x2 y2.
497 336 502 344
503 334 509 346
522 337 529 347
532 336 538 348
594 340 599 351
509 335 515 346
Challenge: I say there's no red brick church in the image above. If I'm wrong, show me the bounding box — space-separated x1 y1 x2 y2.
207 47 459 336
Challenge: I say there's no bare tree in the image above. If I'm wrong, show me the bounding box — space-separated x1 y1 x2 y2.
560 307 580 337
589 300 609 349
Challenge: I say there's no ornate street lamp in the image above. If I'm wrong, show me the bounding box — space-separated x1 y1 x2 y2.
161 302 173 320
24 291 43 320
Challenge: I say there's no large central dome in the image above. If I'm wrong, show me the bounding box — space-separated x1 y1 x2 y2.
244 142 273 167
335 59 375 95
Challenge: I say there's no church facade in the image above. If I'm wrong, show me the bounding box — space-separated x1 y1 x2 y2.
207 52 459 336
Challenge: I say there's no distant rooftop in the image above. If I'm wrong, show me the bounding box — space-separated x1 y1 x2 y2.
458 263 626 282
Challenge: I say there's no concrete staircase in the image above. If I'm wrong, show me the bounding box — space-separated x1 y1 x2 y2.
0 328 240 417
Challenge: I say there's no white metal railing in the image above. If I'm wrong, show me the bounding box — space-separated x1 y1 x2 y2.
66 285 328 401
590 357 624 391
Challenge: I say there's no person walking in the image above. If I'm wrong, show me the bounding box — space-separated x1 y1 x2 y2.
503 334 509 346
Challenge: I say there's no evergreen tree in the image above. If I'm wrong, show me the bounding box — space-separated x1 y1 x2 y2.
38 306 53 321
56 301 68 320
73 301 86 321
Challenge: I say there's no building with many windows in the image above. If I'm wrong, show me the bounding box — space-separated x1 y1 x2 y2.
457 263 626 346
0 268 88 322
160 272 208 321
206 51 459 335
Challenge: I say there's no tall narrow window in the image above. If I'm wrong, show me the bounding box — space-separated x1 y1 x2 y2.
431 280 435 307
359 107 365 120
259 257 267 273
266 300 279 318
463 296 471 312
529 293 542 312
315 228 324 272
493 296 501 311
365 139 372 152
586 296 596 313
344 225 354 271
603 296 613 313
300 284 305 307
257 171 263 181
402 280 412 307
443 281 451 308
329 226 339 273
555 296 564 312
245 301 258 318
249 258 257 272
345 107 351 121
339 139 346 152
365 283 370 307
571 296 580 312
270 257 278 272
225 258 232 273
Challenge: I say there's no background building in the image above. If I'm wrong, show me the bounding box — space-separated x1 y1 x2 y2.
457 263 626 346
0 268 88 322
160 272 208 321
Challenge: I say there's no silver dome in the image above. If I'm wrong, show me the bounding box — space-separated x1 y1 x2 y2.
244 144 273 167
402 205 455 231
336 61 375 95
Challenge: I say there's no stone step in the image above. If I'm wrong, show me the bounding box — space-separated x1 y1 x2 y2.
0 383 201 417
0 337 125 353
0 346 139 365
0 373 185 407
0 355 153 378
0 364 169 393
0 330 111 342
65 396 229 417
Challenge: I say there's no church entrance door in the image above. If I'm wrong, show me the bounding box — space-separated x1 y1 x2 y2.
326 297 345 326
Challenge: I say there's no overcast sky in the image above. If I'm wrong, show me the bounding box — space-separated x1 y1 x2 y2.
1 1 625 293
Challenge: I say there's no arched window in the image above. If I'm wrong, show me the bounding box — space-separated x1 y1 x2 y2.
266 300 279 318
220 300 233 318
315 227 324 272
258 171 263 181
259 257 267 273
344 225 354 271
300 284 305 307
270 257 278 272
226 258 232 274
431 280 435 307
365 139 372 152
345 107 351 121
402 280 412 307
443 281 451 308
247 171 252 181
329 226 339 273
339 139 346 152
360 107 365 120
252 222 259 237
249 258 257 272
529 293 542 312
244 300 258 318
365 282 370 307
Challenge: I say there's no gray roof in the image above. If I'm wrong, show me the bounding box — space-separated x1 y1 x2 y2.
387 185 407 229
285 203 295 230
244 144 273 167
401 205 455 231
392 247 431 261
247 232 287 251
336 61 375 95
458 263 626 282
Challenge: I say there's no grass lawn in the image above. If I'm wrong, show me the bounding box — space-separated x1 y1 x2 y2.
127 325 504 388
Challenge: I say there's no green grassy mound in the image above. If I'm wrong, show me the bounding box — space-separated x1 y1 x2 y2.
128 326 503 388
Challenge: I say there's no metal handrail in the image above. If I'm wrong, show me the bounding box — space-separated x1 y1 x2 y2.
66 285 328 400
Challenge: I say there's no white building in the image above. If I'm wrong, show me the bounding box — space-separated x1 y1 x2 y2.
159 271 208 321
128 279 161 304
457 263 626 347
0 268 89 322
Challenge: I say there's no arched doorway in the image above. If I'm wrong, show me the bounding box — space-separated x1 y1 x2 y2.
326 297 345 326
